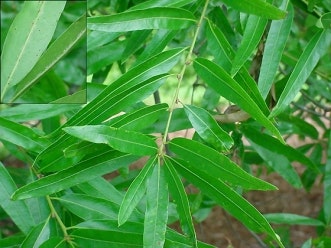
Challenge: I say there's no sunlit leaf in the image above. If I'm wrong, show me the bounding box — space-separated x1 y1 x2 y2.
264 213 325 226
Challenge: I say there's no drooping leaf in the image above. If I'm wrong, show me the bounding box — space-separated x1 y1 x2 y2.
10 14 87 103
231 15 268 76
169 158 284 247
264 213 325 226
270 29 331 117
169 138 277 190
0 117 48 153
1 1 66 101
35 47 184 172
193 58 283 141
87 7 196 32
144 164 168 248
0 162 35 234
183 104 233 151
164 158 197 247
220 0 286 19
258 1 294 99
12 151 138 200
63 126 158 156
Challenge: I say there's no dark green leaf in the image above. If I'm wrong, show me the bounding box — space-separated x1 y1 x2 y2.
324 131 331 225
321 12 331 29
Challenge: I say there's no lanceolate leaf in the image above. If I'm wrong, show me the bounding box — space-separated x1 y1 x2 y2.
119 156 157 226
183 104 233 151
164 158 197 247
87 7 196 32
10 14 87 102
35 48 184 172
63 126 158 156
231 15 268 76
0 163 35 234
270 29 331 117
144 164 168 248
169 138 277 191
12 151 138 200
1 1 66 101
264 213 325 226
324 131 331 225
193 58 283 141
258 1 294 99
169 158 284 247
221 0 286 20
130 0 195 10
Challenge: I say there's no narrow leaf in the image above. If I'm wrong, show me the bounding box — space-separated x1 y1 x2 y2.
258 1 294 99
169 138 277 191
12 151 137 200
193 58 283 141
0 162 35 234
63 126 158 156
183 104 233 151
170 158 284 247
270 29 331 117
87 7 196 32
220 0 286 19
1 1 66 100
10 14 87 102
130 0 195 10
119 156 157 226
264 213 325 226
164 158 197 247
324 131 331 225
144 164 168 248
231 15 268 76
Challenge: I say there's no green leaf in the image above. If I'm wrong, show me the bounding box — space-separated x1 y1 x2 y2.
39 237 67 248
0 162 35 234
231 15 268 76
258 1 293 99
55 194 142 222
0 117 48 153
183 104 233 151
164 158 197 247
12 151 137 200
9 14 87 103
63 126 158 156
220 0 286 19
264 213 325 226
0 234 25 248
50 89 87 104
35 47 184 172
119 156 157 226
169 138 277 191
129 0 195 10
324 131 331 225
87 7 196 32
0 104 81 122
169 158 283 247
144 164 168 248
193 58 283 141
1 1 66 100
270 29 331 117
321 12 331 29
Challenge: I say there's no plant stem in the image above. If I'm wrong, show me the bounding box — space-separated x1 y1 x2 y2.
159 0 210 155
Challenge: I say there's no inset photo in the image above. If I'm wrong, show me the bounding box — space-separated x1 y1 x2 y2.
1 0 87 103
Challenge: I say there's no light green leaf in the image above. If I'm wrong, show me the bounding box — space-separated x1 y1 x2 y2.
258 1 294 99
231 15 268 76
221 0 286 19
119 156 157 226
0 117 48 153
169 138 277 190
270 29 331 117
50 89 87 104
12 151 137 200
0 104 81 122
144 164 168 248
324 131 331 225
55 194 142 222
35 48 184 172
129 0 195 10
264 213 325 226
0 162 35 234
169 158 284 247
87 31 120 52
63 126 158 156
321 12 331 29
183 104 233 151
1 1 66 100
87 7 196 32
9 14 87 103
164 158 197 247
193 58 283 141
